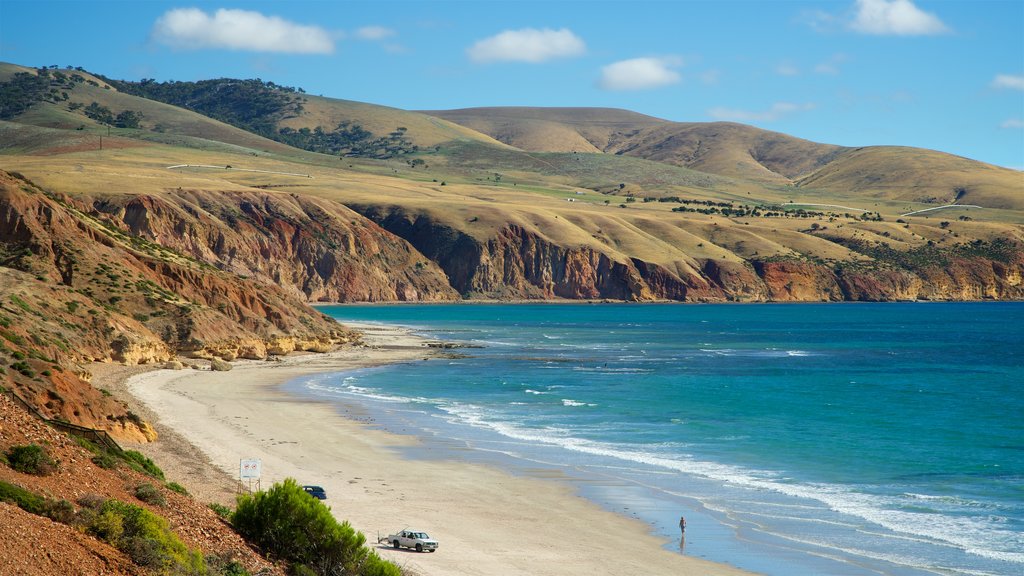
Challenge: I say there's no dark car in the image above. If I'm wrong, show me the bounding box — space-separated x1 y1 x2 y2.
302 485 327 500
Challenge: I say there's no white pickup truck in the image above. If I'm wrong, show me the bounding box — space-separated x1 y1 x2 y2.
379 528 439 553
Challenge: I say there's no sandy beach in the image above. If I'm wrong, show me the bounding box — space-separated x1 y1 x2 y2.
113 323 756 576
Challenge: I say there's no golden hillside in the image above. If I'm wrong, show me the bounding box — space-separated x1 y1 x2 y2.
425 107 1023 209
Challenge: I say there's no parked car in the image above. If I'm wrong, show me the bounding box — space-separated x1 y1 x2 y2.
379 528 438 552
302 485 327 500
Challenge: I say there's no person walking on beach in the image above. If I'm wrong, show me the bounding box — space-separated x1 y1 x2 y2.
678 515 687 551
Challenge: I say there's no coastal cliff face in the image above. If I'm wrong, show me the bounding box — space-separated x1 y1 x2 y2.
112 190 457 304
356 205 1024 303
0 170 455 439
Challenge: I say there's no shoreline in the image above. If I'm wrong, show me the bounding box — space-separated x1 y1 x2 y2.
113 322 757 576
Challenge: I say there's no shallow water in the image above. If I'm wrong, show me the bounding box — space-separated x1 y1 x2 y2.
291 303 1024 576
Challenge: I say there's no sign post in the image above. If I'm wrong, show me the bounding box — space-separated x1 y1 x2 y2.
239 458 262 493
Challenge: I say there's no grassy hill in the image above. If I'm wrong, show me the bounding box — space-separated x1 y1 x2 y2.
424 106 1023 211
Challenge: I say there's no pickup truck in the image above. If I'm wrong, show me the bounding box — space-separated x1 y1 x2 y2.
379 529 438 553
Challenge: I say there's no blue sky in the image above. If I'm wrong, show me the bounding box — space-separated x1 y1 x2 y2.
1 0 1022 169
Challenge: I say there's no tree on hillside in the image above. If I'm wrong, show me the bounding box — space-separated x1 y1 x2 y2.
114 110 143 129
84 102 114 125
232 478 399 576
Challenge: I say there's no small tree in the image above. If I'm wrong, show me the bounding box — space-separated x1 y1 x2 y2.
232 478 399 576
114 110 142 129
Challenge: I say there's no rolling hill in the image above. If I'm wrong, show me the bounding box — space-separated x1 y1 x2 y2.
423 106 1023 210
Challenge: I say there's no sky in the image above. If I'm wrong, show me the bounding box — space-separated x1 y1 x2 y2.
1 0 1022 169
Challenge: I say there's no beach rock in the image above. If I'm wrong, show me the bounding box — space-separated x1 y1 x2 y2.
210 358 232 372
163 361 184 370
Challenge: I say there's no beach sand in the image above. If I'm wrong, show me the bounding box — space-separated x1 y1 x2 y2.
112 323 757 576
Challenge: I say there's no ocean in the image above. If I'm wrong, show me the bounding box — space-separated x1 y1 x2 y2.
291 303 1023 576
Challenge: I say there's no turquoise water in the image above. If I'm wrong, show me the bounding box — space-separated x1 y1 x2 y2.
297 303 1023 575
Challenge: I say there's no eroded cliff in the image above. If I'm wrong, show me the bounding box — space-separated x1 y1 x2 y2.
356 205 1024 303
0 170 456 439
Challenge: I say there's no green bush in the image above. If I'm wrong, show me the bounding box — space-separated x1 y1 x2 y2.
92 451 118 469
6 444 58 475
88 499 206 575
73 434 119 470
0 480 46 514
0 482 77 525
232 478 399 576
167 482 189 495
134 483 166 506
208 502 232 519
123 450 164 480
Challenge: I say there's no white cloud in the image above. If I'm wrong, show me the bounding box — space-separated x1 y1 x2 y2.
993 74 1024 91
152 8 334 53
850 0 949 36
1001 118 1024 129
599 57 682 91
355 26 396 40
708 102 816 122
467 28 585 63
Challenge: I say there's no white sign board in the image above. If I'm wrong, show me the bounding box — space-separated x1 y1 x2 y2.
240 458 262 479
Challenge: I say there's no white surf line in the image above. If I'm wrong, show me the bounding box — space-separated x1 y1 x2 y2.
900 204 982 217
166 164 312 178
781 203 869 212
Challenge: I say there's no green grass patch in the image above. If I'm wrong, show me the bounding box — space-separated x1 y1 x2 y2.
167 482 188 496
0 328 25 346
9 294 32 313
208 502 232 519
0 479 46 514
123 450 165 480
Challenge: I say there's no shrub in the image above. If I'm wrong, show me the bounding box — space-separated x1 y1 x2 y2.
208 502 232 519
6 444 58 475
92 451 118 469
43 498 77 524
73 435 120 470
10 360 34 378
134 483 166 506
123 450 164 480
232 478 399 576
88 499 206 574
167 482 188 495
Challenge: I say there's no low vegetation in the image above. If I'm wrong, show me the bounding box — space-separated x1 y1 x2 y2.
87 497 207 574
232 478 400 576
5 444 58 476
0 479 208 574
